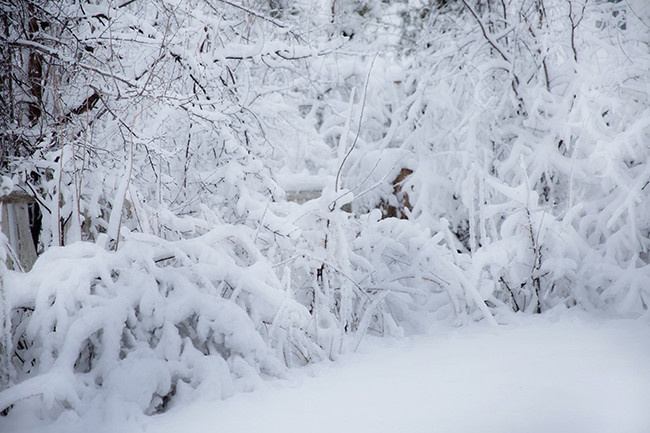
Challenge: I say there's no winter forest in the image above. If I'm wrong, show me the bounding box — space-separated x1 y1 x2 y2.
0 0 649 430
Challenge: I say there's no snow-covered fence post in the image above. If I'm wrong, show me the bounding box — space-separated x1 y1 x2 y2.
0 189 38 272
0 231 13 392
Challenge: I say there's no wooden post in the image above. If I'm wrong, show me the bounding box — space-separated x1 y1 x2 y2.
0 190 38 271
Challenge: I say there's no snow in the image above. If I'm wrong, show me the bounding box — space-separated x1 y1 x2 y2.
152 315 650 433
2 0 650 431
6 314 649 433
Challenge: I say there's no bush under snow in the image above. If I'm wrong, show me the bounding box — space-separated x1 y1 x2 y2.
0 0 649 425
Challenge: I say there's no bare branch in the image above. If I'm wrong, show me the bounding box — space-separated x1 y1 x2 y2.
333 54 377 201
460 0 526 112
460 0 512 64
567 0 586 62
6 38 138 88
205 0 287 29
118 0 138 8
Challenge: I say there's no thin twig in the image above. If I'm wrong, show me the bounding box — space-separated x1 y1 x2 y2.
6 39 137 88
115 102 155 250
460 0 511 63
460 0 526 110
332 54 377 209
206 0 287 29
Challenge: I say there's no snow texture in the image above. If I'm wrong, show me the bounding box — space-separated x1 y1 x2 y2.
1 0 649 426
3 314 649 433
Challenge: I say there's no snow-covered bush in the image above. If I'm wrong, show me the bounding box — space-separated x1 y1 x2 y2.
1 0 648 425
334 0 650 314
0 194 463 419
1 233 290 418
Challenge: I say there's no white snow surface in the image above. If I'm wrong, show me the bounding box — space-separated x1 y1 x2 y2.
5 313 649 433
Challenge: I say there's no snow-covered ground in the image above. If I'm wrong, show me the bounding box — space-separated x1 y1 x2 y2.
5 313 650 433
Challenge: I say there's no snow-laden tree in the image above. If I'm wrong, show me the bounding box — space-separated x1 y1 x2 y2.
335 0 650 314
0 0 460 421
0 0 648 424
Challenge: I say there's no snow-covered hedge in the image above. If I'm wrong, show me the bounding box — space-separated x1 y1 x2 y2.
339 0 650 314
0 204 465 419
1 0 648 425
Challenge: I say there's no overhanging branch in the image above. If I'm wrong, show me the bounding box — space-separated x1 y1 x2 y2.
5 38 138 88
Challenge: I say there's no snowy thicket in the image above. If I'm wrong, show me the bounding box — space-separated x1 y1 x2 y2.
0 0 648 422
